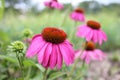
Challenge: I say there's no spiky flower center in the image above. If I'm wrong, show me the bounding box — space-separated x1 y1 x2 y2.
42 27 67 44
75 8 84 13
85 41 95 51
87 20 101 29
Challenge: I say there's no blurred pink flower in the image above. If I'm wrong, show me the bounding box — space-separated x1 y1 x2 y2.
70 8 85 22
26 27 74 69
44 0 64 9
75 41 106 64
23 38 32 44
76 20 107 45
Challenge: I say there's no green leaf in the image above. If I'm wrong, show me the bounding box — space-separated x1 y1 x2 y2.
23 59 45 72
48 71 66 80
35 64 45 72
23 59 35 68
0 54 17 63
0 0 4 20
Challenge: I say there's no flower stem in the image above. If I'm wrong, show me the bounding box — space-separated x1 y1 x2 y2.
68 48 84 80
43 69 48 80
60 5 71 27
69 21 77 41
16 52 24 79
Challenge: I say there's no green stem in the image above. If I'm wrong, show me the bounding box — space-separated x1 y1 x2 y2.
60 5 71 27
69 21 77 41
75 62 85 80
43 69 48 80
25 67 31 80
16 52 24 79
68 48 85 80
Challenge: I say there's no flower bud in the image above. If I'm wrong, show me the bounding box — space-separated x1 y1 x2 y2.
22 29 33 38
8 41 26 53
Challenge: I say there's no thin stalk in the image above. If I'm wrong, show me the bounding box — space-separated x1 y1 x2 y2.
69 21 77 41
60 5 71 27
16 52 24 79
25 67 31 80
75 62 85 80
43 69 48 80
68 48 85 80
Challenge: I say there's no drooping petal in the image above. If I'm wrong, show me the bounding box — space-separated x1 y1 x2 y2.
59 42 74 66
98 30 103 45
93 30 98 43
94 49 106 61
64 40 74 58
100 30 107 41
26 35 45 58
49 44 57 69
80 51 87 60
80 26 91 38
56 45 63 69
85 52 91 64
76 25 90 38
42 43 52 67
86 29 93 41
38 43 48 64
75 50 81 59
88 51 98 60
78 13 85 22
51 1 63 9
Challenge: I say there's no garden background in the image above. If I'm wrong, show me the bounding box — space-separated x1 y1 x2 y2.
0 0 120 80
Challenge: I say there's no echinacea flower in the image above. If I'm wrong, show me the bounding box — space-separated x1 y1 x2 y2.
44 0 64 10
76 20 107 45
70 8 85 22
26 27 74 69
75 41 106 64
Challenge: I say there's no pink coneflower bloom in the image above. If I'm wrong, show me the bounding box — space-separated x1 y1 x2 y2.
26 27 74 69
76 20 107 45
75 41 106 64
44 0 64 9
70 8 85 22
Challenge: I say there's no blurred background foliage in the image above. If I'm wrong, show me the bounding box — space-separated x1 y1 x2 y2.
0 0 120 51
0 0 120 80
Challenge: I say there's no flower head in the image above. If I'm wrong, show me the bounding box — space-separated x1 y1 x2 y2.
75 41 106 64
70 8 85 22
44 0 64 10
76 20 107 45
22 29 33 38
8 41 26 53
26 27 74 69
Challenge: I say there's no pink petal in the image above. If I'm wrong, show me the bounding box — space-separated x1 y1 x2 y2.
100 30 107 41
26 35 45 58
59 43 74 66
86 29 93 41
42 43 52 67
75 50 81 59
81 26 91 38
56 45 63 69
37 43 48 64
51 1 63 9
93 30 98 43
78 13 85 22
98 31 103 45
88 51 98 60
49 44 57 69
81 51 87 60
94 49 106 61
85 52 91 64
